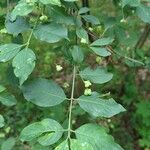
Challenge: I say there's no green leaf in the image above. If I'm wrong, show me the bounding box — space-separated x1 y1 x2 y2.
121 0 140 7
1 137 15 150
55 139 94 150
82 15 100 25
33 23 68 43
64 0 78 1
91 38 114 46
5 16 30 35
76 27 89 43
0 115 5 128
76 124 123 150
22 78 66 107
71 45 84 64
77 92 126 118
12 48 36 85
55 140 69 150
90 47 111 57
20 118 63 146
47 6 75 25
78 7 90 15
11 2 34 21
0 44 22 62
31 143 51 150
79 67 113 84
136 5 150 23
40 0 61 6
0 93 17 106
0 85 6 93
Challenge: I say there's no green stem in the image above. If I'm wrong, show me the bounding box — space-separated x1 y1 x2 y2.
25 17 39 49
67 66 76 140
7 0 10 13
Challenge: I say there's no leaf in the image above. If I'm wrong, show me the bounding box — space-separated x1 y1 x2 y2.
1 137 15 150
11 2 34 21
64 0 78 1
12 48 36 85
78 7 90 15
20 118 63 146
47 6 75 25
55 140 69 150
0 115 5 128
75 124 123 150
91 37 114 46
31 143 51 150
0 93 17 106
79 67 113 84
70 139 94 150
21 78 66 107
0 44 22 62
0 85 6 93
121 0 140 7
33 23 68 43
40 0 61 6
76 27 89 43
136 5 150 23
82 15 100 25
5 16 30 35
90 47 111 57
77 92 126 118
55 139 94 150
71 45 84 64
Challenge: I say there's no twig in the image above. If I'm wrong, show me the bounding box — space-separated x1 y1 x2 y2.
134 24 150 49
67 66 76 140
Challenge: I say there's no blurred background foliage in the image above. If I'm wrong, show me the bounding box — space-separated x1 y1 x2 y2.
0 0 150 149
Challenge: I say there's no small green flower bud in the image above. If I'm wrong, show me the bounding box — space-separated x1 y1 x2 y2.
28 2 34 6
56 65 63 72
80 38 87 44
26 0 31 3
107 119 111 123
63 82 69 88
0 133 5 138
96 56 102 64
120 18 127 23
40 15 48 22
84 80 92 88
0 28 7 34
5 127 11 134
88 27 93 31
84 88 92 96
96 25 103 33
126 47 130 51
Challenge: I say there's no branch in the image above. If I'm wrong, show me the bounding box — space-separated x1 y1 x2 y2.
67 66 76 141
134 24 150 49
83 25 145 65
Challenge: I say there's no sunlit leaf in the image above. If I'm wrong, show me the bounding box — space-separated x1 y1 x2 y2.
55 139 94 150
76 124 123 150
77 92 126 118
20 118 63 146
0 44 22 62
11 2 34 21
12 48 36 85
